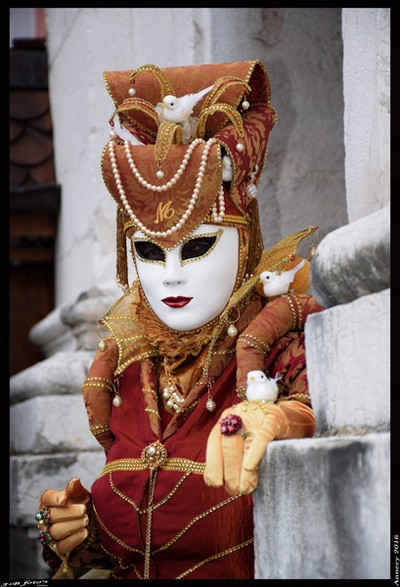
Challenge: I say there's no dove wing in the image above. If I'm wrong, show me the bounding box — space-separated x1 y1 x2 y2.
112 115 144 146
185 84 214 109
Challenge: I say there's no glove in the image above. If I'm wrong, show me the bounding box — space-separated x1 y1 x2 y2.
204 400 315 495
40 477 91 556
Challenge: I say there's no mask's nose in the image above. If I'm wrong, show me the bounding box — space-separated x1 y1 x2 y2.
162 250 187 287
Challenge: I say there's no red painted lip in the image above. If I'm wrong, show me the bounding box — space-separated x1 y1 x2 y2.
162 296 193 308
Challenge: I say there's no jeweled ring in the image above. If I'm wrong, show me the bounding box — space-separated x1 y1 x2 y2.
38 530 53 546
219 413 244 436
35 506 51 528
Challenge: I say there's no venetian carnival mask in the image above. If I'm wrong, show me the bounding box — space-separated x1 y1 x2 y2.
132 224 239 331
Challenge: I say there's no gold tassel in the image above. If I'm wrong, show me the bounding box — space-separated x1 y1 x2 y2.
116 206 129 292
51 559 75 580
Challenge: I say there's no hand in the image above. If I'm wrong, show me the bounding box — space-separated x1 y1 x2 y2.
39 477 91 556
204 401 290 496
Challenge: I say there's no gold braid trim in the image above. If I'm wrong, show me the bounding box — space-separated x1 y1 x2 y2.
129 64 175 99
144 408 161 420
237 333 271 354
99 457 206 476
176 538 254 579
154 122 183 164
154 494 242 554
292 293 304 328
281 293 304 330
90 423 111 436
92 502 144 555
202 76 252 111
194 102 245 139
281 294 298 330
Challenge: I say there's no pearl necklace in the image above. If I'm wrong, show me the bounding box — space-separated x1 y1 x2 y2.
124 137 204 191
109 137 218 238
211 185 226 222
162 361 185 412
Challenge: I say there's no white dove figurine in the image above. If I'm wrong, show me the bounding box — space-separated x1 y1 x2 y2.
155 84 213 142
245 370 281 402
222 154 233 182
157 84 214 125
260 258 306 298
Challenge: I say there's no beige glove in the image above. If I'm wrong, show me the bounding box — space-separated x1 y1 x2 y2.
40 477 91 556
204 400 315 496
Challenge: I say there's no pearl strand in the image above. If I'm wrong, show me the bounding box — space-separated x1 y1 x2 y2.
108 138 217 239
211 185 226 222
124 137 204 192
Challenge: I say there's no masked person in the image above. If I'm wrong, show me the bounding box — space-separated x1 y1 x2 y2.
36 60 324 580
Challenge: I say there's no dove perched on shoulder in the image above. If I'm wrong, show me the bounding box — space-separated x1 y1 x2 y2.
245 370 281 402
260 258 306 298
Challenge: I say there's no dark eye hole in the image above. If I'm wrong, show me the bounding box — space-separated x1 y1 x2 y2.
134 241 165 262
181 236 217 261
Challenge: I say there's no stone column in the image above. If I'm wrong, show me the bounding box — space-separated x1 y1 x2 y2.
253 8 390 579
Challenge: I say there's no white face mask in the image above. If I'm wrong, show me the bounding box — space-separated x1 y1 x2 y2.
131 224 239 331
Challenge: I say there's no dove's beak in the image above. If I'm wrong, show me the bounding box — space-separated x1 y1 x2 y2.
161 102 167 109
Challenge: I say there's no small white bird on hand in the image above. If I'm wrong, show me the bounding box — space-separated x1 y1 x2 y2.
260 258 306 298
155 84 214 142
245 370 281 402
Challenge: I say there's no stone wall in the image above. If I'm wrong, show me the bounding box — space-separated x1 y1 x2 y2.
253 8 390 580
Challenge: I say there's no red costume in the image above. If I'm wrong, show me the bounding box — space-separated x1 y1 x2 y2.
40 60 323 580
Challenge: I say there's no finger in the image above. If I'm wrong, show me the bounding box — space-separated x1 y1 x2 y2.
239 468 260 495
50 516 89 541
222 433 245 495
49 504 87 523
242 427 274 472
55 529 89 556
203 424 224 487
65 477 91 506
41 489 68 508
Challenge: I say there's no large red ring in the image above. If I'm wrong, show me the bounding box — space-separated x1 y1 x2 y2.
219 413 244 436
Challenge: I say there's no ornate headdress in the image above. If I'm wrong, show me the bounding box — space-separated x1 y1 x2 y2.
100 60 277 291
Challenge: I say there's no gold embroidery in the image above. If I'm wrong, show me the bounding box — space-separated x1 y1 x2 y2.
154 494 241 554
290 392 310 400
90 423 111 436
144 408 161 420
99 457 206 476
237 333 271 354
155 200 175 224
176 538 254 578
92 502 144 555
180 229 222 266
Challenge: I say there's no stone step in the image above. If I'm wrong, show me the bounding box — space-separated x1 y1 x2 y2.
253 432 390 579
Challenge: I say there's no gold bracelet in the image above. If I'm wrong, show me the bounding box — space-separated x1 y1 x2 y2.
282 294 298 329
83 376 114 385
291 293 303 328
90 423 111 436
237 333 271 354
82 382 114 391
